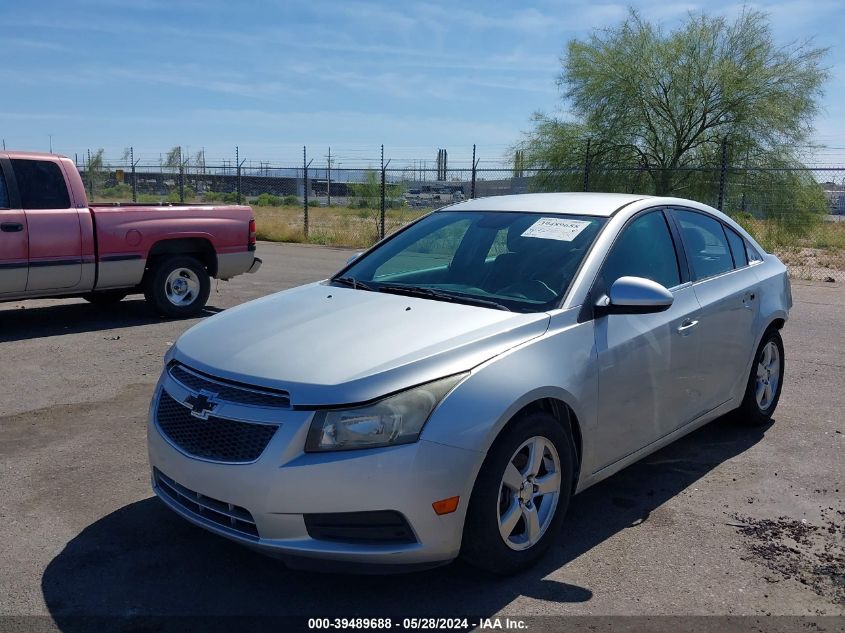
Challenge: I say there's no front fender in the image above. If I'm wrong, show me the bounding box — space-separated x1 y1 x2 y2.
421 307 598 468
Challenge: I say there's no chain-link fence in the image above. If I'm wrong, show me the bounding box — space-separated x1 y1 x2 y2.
75 146 845 280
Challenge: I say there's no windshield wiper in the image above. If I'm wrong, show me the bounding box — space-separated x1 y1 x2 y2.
332 276 376 292
378 284 511 312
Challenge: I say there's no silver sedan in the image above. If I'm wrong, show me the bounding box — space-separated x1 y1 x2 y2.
147 192 791 574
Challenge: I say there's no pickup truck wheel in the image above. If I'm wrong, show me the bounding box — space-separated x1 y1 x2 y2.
82 290 128 305
144 256 210 318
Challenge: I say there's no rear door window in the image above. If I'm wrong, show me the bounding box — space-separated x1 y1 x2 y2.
11 159 71 209
725 226 748 267
746 241 763 263
673 209 734 280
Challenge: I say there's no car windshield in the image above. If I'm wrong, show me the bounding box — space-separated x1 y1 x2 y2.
337 210 606 312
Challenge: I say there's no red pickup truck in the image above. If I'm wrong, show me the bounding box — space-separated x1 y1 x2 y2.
0 151 260 317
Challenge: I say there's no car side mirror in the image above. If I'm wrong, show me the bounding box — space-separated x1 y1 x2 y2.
346 252 363 265
596 276 674 316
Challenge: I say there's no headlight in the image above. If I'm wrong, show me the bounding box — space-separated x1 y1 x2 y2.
305 373 467 452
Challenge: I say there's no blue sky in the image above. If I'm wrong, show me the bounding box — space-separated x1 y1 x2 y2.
1 0 843 167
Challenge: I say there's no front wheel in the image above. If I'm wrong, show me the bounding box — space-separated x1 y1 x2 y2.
733 328 785 426
143 255 211 318
460 412 574 574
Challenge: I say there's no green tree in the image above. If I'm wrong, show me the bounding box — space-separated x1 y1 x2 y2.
348 170 405 209
164 146 183 171
86 148 107 198
524 8 828 199
348 170 381 208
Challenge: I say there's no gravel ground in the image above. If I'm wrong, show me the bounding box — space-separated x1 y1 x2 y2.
0 242 843 628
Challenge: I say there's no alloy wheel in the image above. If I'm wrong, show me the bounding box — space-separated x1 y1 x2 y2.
165 267 201 307
497 435 561 551
755 340 781 411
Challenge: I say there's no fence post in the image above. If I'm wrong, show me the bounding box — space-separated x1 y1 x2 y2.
471 144 477 199
717 137 728 211
87 149 93 201
582 138 591 192
303 146 310 239
379 144 386 240
236 146 241 204
178 146 185 203
130 147 137 202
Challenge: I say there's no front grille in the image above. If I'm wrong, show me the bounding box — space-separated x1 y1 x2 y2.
154 468 259 539
169 363 290 409
156 390 278 463
304 511 417 544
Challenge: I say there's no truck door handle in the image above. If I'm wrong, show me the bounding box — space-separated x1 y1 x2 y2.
677 319 699 334
1 222 23 233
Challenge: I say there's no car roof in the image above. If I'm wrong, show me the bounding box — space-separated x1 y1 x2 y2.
0 150 69 161
444 192 653 217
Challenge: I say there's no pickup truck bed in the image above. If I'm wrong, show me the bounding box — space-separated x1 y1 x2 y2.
0 151 260 316
88 202 259 290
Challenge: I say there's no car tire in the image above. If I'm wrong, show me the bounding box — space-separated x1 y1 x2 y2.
143 255 211 318
733 328 785 426
82 290 128 305
460 412 574 575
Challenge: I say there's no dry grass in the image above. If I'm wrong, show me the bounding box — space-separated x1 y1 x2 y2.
735 217 845 253
253 204 429 248
256 207 845 273
93 195 845 277
731 217 845 279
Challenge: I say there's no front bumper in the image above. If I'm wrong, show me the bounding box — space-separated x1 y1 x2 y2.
147 381 482 570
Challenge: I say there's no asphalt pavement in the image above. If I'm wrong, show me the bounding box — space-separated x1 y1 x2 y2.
0 242 842 629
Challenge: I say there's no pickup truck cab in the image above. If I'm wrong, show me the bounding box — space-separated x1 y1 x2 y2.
0 151 260 317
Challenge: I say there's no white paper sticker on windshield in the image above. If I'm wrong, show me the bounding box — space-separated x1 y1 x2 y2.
521 217 591 242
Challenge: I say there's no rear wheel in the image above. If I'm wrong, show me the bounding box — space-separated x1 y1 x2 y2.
460 412 574 574
733 328 785 426
82 290 128 305
143 255 210 318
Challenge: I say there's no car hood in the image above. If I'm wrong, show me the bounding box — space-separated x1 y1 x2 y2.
172 282 550 406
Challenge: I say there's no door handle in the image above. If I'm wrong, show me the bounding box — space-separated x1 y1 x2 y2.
677 319 699 333
1 222 23 233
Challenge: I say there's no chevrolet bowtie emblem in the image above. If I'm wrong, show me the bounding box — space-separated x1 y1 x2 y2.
184 391 219 420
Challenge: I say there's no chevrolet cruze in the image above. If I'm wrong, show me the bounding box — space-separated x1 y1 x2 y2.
147 192 791 574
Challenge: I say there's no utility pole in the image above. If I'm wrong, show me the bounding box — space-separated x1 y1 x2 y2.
48 134 53 153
